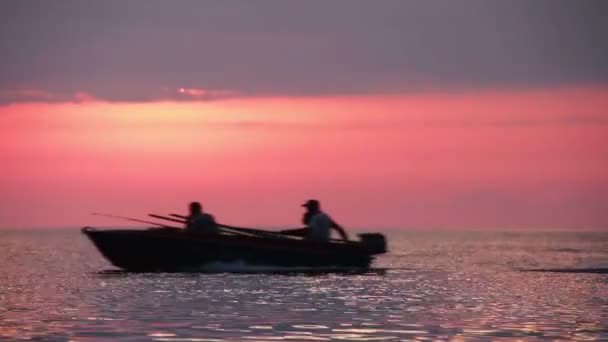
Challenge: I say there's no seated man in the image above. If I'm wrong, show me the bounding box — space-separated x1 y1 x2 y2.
282 200 349 241
185 201 218 234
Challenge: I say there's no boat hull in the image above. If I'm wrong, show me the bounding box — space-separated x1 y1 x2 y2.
82 228 381 272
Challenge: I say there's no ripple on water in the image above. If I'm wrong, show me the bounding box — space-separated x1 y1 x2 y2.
0 230 606 341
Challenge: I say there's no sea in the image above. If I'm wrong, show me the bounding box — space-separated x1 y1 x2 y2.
0 229 606 341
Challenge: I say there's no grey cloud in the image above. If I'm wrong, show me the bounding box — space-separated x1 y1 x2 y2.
1 0 607 103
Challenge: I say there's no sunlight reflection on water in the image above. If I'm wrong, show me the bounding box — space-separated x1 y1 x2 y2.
0 230 606 341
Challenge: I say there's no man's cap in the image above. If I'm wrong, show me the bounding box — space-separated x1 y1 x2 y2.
302 199 320 208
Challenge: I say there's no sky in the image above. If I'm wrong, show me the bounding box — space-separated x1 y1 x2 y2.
1 1 607 230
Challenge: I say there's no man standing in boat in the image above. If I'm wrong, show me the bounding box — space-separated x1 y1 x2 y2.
283 200 349 241
185 202 218 234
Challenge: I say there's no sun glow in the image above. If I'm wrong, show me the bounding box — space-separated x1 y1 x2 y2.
1 85 607 228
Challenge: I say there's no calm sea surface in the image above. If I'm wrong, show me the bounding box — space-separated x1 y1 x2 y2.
1 229 606 341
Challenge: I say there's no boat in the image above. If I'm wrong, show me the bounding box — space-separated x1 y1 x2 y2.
82 226 387 272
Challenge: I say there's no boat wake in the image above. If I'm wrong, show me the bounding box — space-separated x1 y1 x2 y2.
97 260 388 275
190 260 385 274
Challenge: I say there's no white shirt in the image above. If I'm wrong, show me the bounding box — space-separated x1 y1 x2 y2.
307 212 332 241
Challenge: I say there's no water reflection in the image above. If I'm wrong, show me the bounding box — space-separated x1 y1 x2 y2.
96 269 389 276
0 230 606 340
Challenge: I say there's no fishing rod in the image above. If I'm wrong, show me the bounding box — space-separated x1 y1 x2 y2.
150 213 263 238
151 213 293 239
169 213 294 238
149 214 186 224
167 213 288 235
91 213 177 228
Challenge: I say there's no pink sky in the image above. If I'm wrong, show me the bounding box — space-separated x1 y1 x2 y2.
1 85 607 230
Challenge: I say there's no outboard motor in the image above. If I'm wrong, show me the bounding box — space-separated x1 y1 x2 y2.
358 233 387 254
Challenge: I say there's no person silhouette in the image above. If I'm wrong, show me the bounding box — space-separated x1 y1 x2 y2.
185 202 218 234
301 199 348 241
283 200 349 241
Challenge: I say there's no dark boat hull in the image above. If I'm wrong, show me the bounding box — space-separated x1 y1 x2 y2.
82 228 383 272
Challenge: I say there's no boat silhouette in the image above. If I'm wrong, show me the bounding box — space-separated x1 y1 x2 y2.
82 226 387 272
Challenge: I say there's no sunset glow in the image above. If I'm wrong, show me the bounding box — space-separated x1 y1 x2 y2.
1 85 607 229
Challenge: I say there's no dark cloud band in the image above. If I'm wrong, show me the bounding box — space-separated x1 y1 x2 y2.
1 0 607 103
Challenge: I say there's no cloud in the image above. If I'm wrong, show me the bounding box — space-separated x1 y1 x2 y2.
175 87 239 100
1 0 607 103
0 88 57 102
0 86 241 104
0 87 98 103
